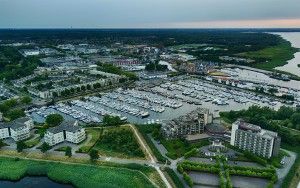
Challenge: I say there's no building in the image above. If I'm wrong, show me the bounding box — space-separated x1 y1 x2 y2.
44 121 86 146
20 49 40 57
230 119 281 158
0 117 33 141
162 108 212 139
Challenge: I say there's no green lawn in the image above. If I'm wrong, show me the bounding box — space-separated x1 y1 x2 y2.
77 128 101 153
0 157 155 188
24 136 41 148
238 40 298 71
54 146 69 152
161 138 209 159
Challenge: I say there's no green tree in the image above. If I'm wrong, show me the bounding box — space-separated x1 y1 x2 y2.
89 149 99 161
16 141 26 152
7 108 25 120
41 142 50 153
102 115 123 126
0 139 5 149
21 96 32 104
52 92 58 98
276 106 294 120
87 84 91 90
65 146 72 157
0 104 9 113
290 113 300 128
45 114 63 127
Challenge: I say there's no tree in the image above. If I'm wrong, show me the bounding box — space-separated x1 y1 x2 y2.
0 139 5 149
102 115 123 126
21 96 32 104
7 108 25 120
89 149 99 161
52 92 58 98
277 106 294 120
45 114 63 127
290 113 300 127
65 146 72 157
16 141 26 152
41 142 50 153
0 103 9 113
87 84 91 90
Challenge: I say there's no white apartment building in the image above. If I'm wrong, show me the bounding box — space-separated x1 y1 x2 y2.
230 119 281 158
44 121 86 146
0 117 34 141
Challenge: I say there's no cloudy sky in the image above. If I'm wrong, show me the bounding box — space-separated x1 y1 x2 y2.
1 0 300 28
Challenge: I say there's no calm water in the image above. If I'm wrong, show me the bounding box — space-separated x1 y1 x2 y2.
272 32 300 76
0 177 73 188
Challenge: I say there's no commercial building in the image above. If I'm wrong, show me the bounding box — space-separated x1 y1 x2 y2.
230 119 281 158
162 108 212 139
0 117 34 141
44 121 86 146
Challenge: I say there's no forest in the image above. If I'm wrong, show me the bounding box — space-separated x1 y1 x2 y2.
220 105 300 145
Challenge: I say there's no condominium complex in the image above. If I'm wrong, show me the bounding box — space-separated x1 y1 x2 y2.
162 108 212 139
230 119 281 158
44 121 86 146
0 117 34 141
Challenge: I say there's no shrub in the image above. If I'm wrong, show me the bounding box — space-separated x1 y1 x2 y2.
183 172 193 187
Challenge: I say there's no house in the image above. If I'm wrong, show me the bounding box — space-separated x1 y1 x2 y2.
0 117 34 141
44 121 86 146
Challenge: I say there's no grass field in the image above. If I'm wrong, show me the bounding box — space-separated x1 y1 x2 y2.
238 39 298 71
54 146 68 152
0 157 156 188
77 128 101 153
161 138 209 159
24 136 40 148
93 127 145 159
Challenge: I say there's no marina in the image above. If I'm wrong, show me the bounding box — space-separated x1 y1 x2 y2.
29 77 288 124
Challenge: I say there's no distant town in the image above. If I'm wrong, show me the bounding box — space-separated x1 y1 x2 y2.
0 29 299 188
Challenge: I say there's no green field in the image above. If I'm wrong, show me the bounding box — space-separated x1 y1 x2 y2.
238 39 298 71
77 128 101 153
161 138 209 159
0 157 156 188
93 127 145 159
24 136 41 148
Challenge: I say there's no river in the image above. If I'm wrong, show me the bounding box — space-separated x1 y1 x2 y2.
0 177 73 188
272 32 300 76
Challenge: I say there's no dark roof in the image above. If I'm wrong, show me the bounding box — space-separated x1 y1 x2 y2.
0 117 31 130
47 121 83 134
235 119 261 132
206 123 226 134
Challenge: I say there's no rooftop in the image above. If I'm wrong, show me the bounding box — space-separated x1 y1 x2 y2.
47 121 83 134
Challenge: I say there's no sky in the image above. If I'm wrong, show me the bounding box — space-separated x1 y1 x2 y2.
1 0 300 28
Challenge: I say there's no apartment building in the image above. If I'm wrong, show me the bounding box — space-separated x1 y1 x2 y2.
162 108 212 139
44 121 86 146
230 119 281 158
0 117 34 141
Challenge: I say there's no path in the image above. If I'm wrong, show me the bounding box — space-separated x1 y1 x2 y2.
127 124 172 188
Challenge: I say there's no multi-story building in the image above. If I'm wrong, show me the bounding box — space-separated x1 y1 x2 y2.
0 117 34 141
162 108 212 139
44 121 86 146
230 119 281 158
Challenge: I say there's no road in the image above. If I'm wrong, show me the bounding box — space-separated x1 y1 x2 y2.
127 124 172 188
